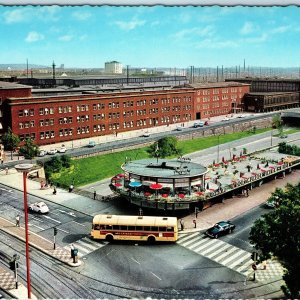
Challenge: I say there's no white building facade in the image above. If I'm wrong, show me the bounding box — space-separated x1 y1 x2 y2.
105 61 123 74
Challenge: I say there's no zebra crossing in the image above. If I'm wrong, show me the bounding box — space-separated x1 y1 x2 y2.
177 232 284 281
64 236 108 257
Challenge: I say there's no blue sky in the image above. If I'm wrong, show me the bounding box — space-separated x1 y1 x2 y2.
0 6 299 68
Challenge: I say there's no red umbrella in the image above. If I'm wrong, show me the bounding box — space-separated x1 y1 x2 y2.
111 177 119 181
144 192 152 197
114 183 122 187
117 173 125 177
150 183 163 190
178 193 185 199
196 191 204 196
162 193 169 198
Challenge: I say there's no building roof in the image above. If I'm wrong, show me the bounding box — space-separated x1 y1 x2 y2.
187 81 250 89
246 91 299 96
122 158 207 179
0 81 31 90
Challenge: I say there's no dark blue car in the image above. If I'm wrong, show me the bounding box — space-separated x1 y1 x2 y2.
205 221 235 238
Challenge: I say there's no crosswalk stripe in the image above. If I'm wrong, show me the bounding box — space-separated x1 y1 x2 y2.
205 243 231 259
213 247 237 263
221 249 246 265
72 243 91 254
228 252 251 269
76 239 99 251
200 240 227 256
236 259 252 273
192 238 218 252
187 237 209 249
177 232 200 244
82 237 107 246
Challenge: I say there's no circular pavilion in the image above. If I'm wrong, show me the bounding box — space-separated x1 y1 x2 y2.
110 157 208 211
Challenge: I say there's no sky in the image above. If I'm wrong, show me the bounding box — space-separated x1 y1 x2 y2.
0 5 299 69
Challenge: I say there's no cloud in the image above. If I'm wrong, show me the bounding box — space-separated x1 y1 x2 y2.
240 22 256 35
173 26 214 40
271 25 290 34
25 31 44 43
114 19 146 31
242 33 268 43
3 8 30 24
58 35 73 42
72 11 91 21
195 38 239 49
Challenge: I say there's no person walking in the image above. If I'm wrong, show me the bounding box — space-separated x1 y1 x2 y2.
5 167 8 175
53 186 57 195
16 214 20 227
246 188 249 197
93 190 97 200
179 219 184 231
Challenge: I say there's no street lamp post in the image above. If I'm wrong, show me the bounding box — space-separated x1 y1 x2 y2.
217 135 220 163
15 163 33 299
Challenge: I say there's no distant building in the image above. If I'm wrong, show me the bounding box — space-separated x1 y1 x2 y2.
105 61 123 74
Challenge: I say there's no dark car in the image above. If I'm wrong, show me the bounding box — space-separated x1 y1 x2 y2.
205 221 235 238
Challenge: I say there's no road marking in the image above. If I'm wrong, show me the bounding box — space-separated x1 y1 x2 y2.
150 272 161 281
56 227 69 234
72 221 86 227
130 257 140 265
28 223 44 230
44 215 61 224
31 216 44 222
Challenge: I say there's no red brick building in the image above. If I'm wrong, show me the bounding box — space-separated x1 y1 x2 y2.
0 81 32 136
1 81 250 146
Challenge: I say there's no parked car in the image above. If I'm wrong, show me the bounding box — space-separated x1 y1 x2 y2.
142 131 150 137
38 150 47 157
237 114 246 118
205 221 236 238
193 121 204 128
265 199 276 208
204 120 209 126
47 148 57 155
58 146 67 153
87 140 96 148
28 201 49 214
176 127 183 131
221 117 230 122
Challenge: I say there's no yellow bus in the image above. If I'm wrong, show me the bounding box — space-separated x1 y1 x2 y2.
91 214 178 243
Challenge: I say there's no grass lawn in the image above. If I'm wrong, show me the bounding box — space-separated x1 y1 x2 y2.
51 127 271 187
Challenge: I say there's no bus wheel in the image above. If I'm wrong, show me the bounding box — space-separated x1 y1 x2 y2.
147 236 155 244
106 235 113 242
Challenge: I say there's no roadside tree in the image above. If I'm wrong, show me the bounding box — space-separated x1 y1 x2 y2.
18 138 39 159
1 127 20 160
272 114 284 137
249 182 300 298
147 136 182 158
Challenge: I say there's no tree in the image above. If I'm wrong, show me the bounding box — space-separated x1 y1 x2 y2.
147 136 182 159
18 138 39 159
1 127 20 160
249 182 300 298
272 114 284 137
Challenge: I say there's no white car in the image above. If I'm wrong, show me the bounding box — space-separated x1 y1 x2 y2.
28 202 49 214
194 121 204 128
237 114 246 118
38 150 47 157
142 132 150 137
48 148 57 155
221 117 230 122
176 127 183 131
58 146 67 153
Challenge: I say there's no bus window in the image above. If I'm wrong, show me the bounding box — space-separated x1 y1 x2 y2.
166 227 174 232
151 226 159 231
94 224 100 230
159 227 166 232
136 226 144 231
120 225 127 230
112 225 120 230
144 226 151 231
100 225 105 229
106 225 113 230
128 226 135 231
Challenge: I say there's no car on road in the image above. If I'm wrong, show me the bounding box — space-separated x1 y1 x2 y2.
38 150 47 157
193 121 205 128
265 199 276 208
221 117 230 122
47 148 57 155
58 146 67 153
28 201 49 214
205 221 235 238
87 140 96 147
176 126 183 131
237 114 246 118
142 131 150 137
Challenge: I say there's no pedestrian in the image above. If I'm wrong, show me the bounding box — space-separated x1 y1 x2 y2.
93 190 97 200
5 167 8 175
53 186 57 195
246 188 249 197
179 219 184 231
16 214 20 227
69 184 74 192
195 207 199 218
1 158 3 165
139 208 143 216
193 219 197 228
